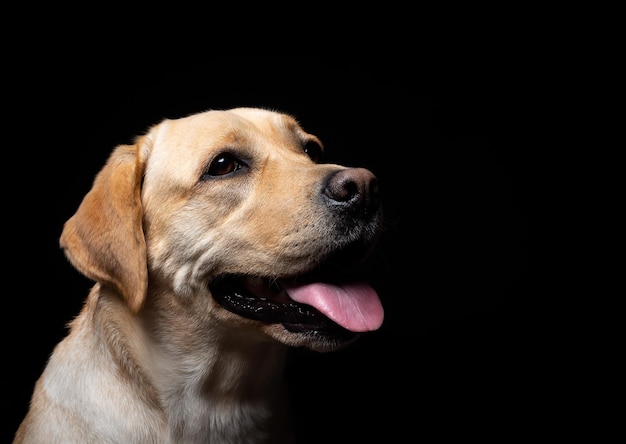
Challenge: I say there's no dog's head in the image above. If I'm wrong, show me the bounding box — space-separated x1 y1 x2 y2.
60 107 384 352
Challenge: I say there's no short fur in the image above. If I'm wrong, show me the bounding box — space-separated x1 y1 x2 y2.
15 108 383 443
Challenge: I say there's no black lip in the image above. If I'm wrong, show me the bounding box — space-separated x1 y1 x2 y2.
209 275 358 341
211 276 323 325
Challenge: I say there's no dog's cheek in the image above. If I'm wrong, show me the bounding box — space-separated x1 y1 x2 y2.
215 215 334 276
238 186 337 261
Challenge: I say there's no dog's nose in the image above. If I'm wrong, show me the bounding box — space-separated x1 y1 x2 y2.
323 168 381 215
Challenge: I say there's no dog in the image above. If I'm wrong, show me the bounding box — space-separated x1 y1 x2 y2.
14 107 384 443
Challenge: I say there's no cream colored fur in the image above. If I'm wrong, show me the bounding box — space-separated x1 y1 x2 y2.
14 108 379 443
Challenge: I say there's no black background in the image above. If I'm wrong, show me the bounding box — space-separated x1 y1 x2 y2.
3 56 536 442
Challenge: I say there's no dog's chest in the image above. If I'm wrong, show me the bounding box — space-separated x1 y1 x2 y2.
163 395 277 443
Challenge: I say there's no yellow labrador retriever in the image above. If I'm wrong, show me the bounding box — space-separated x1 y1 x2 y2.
14 107 384 444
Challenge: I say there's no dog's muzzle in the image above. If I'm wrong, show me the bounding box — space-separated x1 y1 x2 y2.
210 166 384 341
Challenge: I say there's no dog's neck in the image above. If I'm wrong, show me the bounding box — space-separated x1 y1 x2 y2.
93 286 290 442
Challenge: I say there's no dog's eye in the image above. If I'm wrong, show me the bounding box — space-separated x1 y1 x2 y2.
203 153 247 178
303 140 323 163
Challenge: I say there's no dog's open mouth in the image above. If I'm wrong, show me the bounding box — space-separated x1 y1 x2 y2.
209 249 384 338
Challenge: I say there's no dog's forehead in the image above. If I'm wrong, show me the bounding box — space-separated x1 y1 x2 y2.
160 108 307 145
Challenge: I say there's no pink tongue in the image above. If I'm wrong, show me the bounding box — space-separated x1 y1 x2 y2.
283 281 384 332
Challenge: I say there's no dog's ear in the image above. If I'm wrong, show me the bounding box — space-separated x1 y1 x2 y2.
60 139 150 313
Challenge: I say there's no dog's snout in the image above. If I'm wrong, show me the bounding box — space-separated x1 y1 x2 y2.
324 168 380 213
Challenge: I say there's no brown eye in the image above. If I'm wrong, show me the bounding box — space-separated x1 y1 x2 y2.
303 140 323 163
202 153 247 179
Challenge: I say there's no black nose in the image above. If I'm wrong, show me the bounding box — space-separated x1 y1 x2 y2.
323 168 381 216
